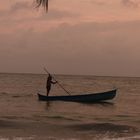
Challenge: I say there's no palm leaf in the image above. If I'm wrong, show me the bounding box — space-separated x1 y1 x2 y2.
36 0 48 11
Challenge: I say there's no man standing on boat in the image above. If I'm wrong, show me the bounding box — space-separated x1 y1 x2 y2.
46 74 57 96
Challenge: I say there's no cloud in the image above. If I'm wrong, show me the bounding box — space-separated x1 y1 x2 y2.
0 1 31 18
2 1 31 14
11 1 30 12
121 0 140 8
1 20 140 76
0 1 79 30
40 9 79 20
89 0 107 6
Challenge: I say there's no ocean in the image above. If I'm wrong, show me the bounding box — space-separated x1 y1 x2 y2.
0 73 139 140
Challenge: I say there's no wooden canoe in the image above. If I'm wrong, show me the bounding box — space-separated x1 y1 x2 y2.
37 89 117 103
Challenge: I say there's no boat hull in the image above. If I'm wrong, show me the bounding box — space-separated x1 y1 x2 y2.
37 89 117 103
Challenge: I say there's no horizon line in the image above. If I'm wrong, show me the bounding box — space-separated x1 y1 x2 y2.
0 72 140 78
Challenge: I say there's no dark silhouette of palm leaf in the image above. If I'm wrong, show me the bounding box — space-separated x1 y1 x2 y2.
36 0 48 11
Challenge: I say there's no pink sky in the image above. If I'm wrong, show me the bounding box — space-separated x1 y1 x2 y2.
0 0 140 76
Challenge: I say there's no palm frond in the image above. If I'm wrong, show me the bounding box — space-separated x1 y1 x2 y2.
36 0 48 11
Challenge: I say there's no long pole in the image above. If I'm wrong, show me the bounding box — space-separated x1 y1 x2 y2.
43 67 71 95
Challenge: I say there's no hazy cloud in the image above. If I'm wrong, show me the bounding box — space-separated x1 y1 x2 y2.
1 20 140 76
11 1 30 11
0 1 31 17
40 9 79 20
89 0 108 5
121 0 140 8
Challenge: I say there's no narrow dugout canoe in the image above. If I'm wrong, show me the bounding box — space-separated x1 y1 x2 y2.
37 89 117 103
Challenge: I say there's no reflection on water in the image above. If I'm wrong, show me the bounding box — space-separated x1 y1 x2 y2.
45 100 115 109
68 122 138 133
81 101 115 106
45 101 51 110
0 137 34 140
0 135 140 140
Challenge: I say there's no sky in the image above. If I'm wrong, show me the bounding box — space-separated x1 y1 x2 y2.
0 0 140 76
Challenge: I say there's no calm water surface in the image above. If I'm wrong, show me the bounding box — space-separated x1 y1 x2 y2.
0 73 139 140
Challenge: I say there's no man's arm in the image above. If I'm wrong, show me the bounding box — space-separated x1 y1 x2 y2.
51 81 57 84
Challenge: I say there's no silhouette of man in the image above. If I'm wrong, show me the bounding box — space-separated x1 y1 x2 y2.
46 74 57 96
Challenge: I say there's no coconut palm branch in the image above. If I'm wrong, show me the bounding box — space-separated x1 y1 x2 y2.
36 0 48 11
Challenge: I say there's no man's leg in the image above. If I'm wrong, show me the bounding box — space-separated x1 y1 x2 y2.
47 87 50 96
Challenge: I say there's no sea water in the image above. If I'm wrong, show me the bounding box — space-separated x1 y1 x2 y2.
0 73 139 140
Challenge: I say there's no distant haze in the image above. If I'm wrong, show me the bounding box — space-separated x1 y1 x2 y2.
0 0 140 77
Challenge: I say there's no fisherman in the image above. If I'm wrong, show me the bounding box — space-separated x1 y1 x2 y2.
46 74 57 96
